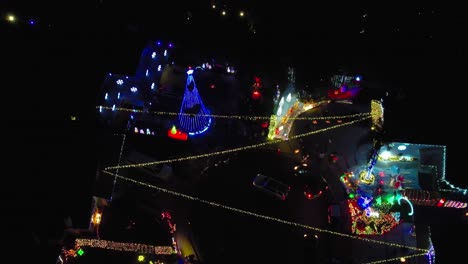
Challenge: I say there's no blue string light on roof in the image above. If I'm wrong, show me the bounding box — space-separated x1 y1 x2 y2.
178 69 211 136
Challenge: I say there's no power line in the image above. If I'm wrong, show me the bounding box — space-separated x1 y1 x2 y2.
101 170 429 254
105 116 371 170
97 105 370 121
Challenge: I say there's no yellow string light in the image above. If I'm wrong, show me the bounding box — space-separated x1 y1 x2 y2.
371 99 384 129
105 116 371 170
363 252 428 264
75 238 174 255
101 170 429 254
97 105 370 121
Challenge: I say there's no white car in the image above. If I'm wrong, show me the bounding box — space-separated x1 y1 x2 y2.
253 174 290 200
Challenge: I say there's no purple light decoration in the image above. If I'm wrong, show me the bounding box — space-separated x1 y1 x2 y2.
157 41 161 45
168 43 173 48
29 20 35 25
178 73 211 136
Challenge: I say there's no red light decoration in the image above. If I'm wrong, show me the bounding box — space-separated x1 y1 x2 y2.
210 84 216 89
436 198 446 207
347 199 400 235
328 87 361 100
252 90 261 100
261 121 269 128
167 125 188 141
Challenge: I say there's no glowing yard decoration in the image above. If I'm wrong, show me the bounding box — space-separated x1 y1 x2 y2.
178 70 211 136
397 196 414 216
75 239 174 255
151 52 156 59
443 200 468 209
116 79 124 85
371 99 384 130
167 125 188 141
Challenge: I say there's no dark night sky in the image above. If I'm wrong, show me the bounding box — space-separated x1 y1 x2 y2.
2 1 467 262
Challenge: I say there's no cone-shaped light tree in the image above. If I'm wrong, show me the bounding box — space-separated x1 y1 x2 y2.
178 69 212 135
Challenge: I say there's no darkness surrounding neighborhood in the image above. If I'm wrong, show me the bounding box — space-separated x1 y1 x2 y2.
3 1 466 263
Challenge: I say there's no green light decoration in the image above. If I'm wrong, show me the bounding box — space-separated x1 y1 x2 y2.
385 195 395 205
138 255 145 262
349 193 355 199
170 125 177 134
375 196 382 205
77 248 84 256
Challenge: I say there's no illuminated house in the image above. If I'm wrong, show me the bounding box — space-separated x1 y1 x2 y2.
341 140 468 238
97 40 173 127
177 69 212 136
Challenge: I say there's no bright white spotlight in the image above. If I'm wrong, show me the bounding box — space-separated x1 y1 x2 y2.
397 145 407 151
186 69 194 75
379 151 391 160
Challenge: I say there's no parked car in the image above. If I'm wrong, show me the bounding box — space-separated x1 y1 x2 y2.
252 174 290 200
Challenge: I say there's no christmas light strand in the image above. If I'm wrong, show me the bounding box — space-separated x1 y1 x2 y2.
370 100 384 129
363 252 428 264
75 238 174 255
101 170 429 253
105 116 371 170
96 105 369 121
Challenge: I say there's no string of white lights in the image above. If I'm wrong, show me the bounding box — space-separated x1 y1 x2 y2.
101 170 429 253
75 238 174 255
363 252 428 264
97 105 370 121
105 116 371 170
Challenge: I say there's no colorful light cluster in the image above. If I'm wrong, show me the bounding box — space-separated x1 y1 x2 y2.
328 75 362 100
267 115 277 139
75 239 174 255
134 127 156 136
101 170 428 253
167 125 188 141
106 116 371 170
348 199 401 235
341 173 405 235
161 212 181 255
